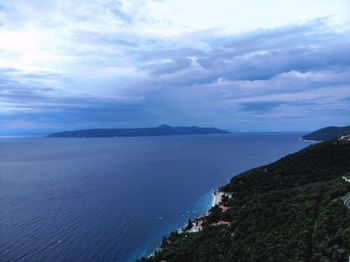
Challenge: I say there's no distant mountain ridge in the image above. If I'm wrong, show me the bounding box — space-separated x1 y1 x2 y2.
302 125 350 141
47 125 231 138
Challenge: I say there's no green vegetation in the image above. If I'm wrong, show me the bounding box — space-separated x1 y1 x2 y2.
139 140 350 262
302 125 350 141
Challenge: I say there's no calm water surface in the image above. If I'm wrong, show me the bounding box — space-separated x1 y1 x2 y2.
0 133 313 261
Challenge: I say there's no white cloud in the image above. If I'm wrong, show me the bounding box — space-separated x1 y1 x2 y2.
1 0 348 81
146 0 350 33
0 0 350 132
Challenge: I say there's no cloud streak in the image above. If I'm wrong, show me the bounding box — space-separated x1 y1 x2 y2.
0 1 349 134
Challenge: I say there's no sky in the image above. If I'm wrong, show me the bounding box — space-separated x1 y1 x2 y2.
0 0 350 134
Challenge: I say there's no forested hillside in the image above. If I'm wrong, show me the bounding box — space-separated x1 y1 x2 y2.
302 125 350 141
140 139 350 262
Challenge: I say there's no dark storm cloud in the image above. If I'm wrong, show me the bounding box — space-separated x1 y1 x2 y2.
1 18 350 132
239 101 282 112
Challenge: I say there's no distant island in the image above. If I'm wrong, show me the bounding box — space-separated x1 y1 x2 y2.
302 124 350 141
140 137 350 261
47 125 231 138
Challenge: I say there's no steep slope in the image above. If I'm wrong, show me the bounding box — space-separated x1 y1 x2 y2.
302 125 350 141
140 139 350 262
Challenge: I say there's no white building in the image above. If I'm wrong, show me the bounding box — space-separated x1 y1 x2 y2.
339 135 350 142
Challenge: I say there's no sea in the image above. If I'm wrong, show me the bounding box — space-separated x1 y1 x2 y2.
0 133 313 261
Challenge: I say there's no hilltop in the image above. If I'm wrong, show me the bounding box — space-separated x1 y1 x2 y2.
140 139 350 262
302 125 350 141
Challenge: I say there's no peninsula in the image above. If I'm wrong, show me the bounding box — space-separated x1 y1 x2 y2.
47 125 231 138
302 124 350 141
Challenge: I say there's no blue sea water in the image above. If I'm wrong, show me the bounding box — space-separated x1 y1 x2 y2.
0 133 313 261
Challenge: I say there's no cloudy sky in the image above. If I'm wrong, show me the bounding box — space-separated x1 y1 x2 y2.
0 0 349 134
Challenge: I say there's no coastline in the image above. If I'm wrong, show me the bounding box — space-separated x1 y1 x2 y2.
137 135 314 261
298 137 320 143
137 190 215 260
212 191 226 207
135 135 315 261
140 139 350 261
190 190 232 232
188 191 228 233
180 190 218 233
142 190 222 260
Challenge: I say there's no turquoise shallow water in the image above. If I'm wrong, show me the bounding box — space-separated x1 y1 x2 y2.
0 133 312 261
127 191 214 261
